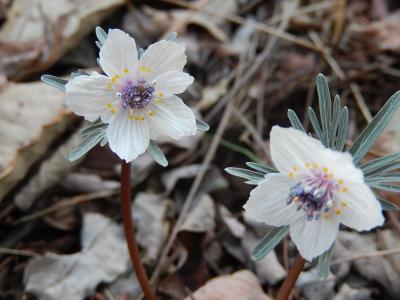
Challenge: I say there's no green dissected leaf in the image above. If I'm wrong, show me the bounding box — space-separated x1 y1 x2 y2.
308 107 323 142
316 74 332 146
329 95 341 149
41 75 67 92
146 141 168 167
166 32 177 41
367 181 400 193
95 26 107 45
251 226 289 261
287 109 305 132
224 167 265 182
196 119 210 132
334 107 348 151
377 197 399 211
361 152 400 175
349 91 400 165
365 175 400 184
317 247 333 279
246 162 277 174
69 120 107 161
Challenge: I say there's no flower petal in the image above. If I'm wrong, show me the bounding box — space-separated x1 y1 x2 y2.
147 95 196 140
99 29 138 77
270 126 325 175
321 150 385 231
138 40 186 80
106 109 150 162
338 181 384 231
243 173 303 226
290 216 339 261
65 73 116 122
154 71 194 97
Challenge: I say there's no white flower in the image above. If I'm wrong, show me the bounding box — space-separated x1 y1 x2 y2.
244 126 384 261
65 29 196 162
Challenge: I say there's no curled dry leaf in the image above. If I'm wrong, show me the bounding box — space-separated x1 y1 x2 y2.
0 0 125 79
61 172 119 194
24 213 130 300
0 81 75 202
180 194 215 233
184 270 272 300
161 164 203 194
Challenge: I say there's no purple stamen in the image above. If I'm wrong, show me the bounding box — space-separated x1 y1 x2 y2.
120 79 155 110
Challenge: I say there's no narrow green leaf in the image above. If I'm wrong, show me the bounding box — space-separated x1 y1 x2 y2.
225 167 265 181
246 162 277 174
316 74 332 146
71 69 89 78
317 247 333 279
251 226 289 261
308 107 323 142
100 136 108 147
95 40 102 49
41 75 67 92
334 107 348 151
166 32 177 41
287 109 305 132
329 95 341 148
147 141 168 167
349 91 400 165
196 119 210 132
95 26 107 45
365 175 400 184
367 182 400 193
361 152 400 174
378 198 399 211
69 122 107 161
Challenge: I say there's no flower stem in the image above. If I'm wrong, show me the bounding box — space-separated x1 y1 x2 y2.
276 253 305 300
120 161 157 300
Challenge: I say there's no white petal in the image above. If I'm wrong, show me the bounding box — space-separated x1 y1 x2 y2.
270 126 325 175
154 71 193 97
147 95 196 140
290 217 339 261
320 150 385 231
106 110 150 162
243 173 303 226
138 40 186 80
337 182 384 231
65 73 116 122
99 29 138 77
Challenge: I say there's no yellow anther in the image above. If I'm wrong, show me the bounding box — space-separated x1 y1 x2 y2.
107 103 113 108
305 163 310 169
148 111 155 116
338 179 344 185
158 92 164 97
139 66 151 73
288 172 294 178
323 213 329 220
313 163 318 169
135 116 140 120
335 209 341 215
129 114 134 120
293 166 298 171
111 108 117 114
141 116 145 120
342 187 348 192
341 201 348 208
107 83 113 89
322 167 328 172
328 173 334 179
124 68 129 73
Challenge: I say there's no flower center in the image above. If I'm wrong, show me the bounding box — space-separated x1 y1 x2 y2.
287 171 338 221
120 79 155 110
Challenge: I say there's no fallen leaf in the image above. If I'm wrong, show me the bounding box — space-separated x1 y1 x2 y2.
61 172 119 194
219 205 246 239
0 0 125 79
297 268 336 300
184 270 272 300
333 283 372 300
180 194 215 233
132 193 169 262
196 78 228 111
0 81 75 202
24 213 130 300
161 164 203 194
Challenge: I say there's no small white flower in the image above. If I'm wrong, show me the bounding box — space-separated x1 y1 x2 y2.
244 126 384 261
65 29 196 162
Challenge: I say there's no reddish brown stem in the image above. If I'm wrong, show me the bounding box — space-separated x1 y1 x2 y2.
120 161 157 300
276 253 305 300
